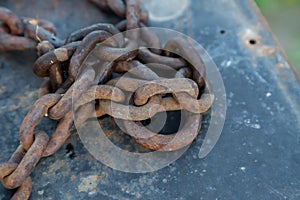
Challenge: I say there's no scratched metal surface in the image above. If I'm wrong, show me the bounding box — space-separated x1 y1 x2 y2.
0 0 300 199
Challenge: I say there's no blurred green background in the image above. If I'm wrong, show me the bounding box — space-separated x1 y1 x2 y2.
254 0 300 76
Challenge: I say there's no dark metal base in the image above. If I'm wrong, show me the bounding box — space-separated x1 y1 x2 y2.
0 0 299 199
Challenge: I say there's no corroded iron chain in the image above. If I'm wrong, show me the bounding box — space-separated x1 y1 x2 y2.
0 0 214 199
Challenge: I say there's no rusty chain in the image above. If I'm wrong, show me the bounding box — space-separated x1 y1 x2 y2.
0 0 214 199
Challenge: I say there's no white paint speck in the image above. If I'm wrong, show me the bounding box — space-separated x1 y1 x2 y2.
88 190 97 196
38 190 44 195
162 179 167 183
250 124 261 129
244 119 261 129
266 92 272 97
244 119 251 124
240 166 246 172
226 60 232 67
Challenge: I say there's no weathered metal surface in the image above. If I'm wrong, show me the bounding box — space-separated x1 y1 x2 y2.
0 0 299 200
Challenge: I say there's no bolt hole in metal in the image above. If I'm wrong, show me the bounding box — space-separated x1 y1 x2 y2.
241 29 261 47
220 30 226 34
249 39 257 45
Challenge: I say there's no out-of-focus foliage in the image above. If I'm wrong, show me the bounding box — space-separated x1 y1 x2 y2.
255 0 299 10
255 0 300 75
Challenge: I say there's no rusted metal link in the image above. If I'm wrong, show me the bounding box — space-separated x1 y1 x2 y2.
175 67 192 78
20 94 61 150
11 176 32 200
38 78 52 98
94 39 138 62
140 25 162 54
2 131 49 189
175 79 214 113
133 78 199 106
109 76 212 112
0 7 23 35
107 74 184 93
43 111 73 157
74 102 96 125
33 42 80 77
68 30 115 81
114 60 159 80
94 62 115 85
33 41 80 77
22 17 57 35
164 37 206 88
95 94 200 120
138 48 187 69
116 21 162 55
105 74 211 116
0 163 32 200
75 85 125 108
48 68 95 120
123 111 202 151
88 81 212 121
55 78 74 94
107 76 146 92
22 18 63 47
8 145 26 164
0 24 9 33
115 19 128 31
0 1 214 198
37 40 63 92
49 63 63 92
0 163 18 180
126 0 140 31
141 63 181 78
105 77 212 120
159 96 182 112
36 19 56 35
0 30 36 51
126 0 140 40
108 0 126 18
175 92 213 113
37 40 55 56
139 24 162 54
89 0 148 23
97 95 162 120
65 23 123 45
88 0 125 17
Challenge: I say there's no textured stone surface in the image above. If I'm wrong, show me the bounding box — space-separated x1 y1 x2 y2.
0 0 299 199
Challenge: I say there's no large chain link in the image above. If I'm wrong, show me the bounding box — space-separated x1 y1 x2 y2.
0 1 214 199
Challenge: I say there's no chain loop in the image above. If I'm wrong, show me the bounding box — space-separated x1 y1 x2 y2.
0 1 214 199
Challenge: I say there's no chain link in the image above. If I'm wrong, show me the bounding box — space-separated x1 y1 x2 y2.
0 0 214 199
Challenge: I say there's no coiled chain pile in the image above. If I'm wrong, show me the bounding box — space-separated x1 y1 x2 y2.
0 0 214 199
